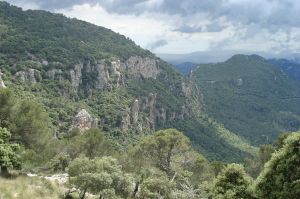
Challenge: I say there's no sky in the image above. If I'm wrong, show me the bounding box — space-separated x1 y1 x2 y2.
4 0 300 58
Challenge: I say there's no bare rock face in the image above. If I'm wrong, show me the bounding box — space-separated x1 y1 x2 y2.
45 56 158 94
66 60 124 93
46 69 63 81
110 60 123 87
42 60 49 66
130 99 139 125
69 63 83 90
126 56 160 79
14 68 42 83
139 92 190 128
120 110 130 131
236 78 243 86
141 93 157 129
120 99 140 131
71 109 98 133
94 63 109 90
0 70 6 88
182 82 193 97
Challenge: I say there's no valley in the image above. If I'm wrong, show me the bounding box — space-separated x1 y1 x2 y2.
0 2 300 199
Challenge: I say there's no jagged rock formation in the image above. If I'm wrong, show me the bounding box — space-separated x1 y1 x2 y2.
71 109 98 133
120 111 131 131
42 56 159 96
14 68 42 83
46 69 63 81
182 82 193 97
69 63 82 90
130 99 139 125
126 56 160 79
0 70 6 88
120 99 146 131
141 93 157 128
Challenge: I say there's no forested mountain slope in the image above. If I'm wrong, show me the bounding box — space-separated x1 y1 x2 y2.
191 54 300 145
268 59 300 82
169 62 198 75
0 2 256 161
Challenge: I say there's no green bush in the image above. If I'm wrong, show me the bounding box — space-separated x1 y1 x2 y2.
255 132 300 199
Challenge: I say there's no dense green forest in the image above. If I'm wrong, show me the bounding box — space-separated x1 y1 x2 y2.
0 2 300 199
1 94 299 198
191 54 300 145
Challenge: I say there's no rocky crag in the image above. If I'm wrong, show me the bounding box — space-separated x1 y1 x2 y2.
0 2 256 161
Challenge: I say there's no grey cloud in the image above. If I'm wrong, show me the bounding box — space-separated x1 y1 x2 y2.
173 25 204 34
148 39 168 51
101 0 148 14
6 0 148 11
101 0 300 32
6 0 98 10
205 23 224 32
174 23 224 33
6 0 300 30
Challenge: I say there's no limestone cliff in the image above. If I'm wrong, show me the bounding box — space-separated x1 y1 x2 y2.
44 56 160 96
0 70 6 88
14 68 42 83
71 109 98 133
126 56 160 79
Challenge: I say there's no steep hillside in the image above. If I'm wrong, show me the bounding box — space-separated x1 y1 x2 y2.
268 59 300 82
171 62 198 75
191 54 300 145
0 2 256 161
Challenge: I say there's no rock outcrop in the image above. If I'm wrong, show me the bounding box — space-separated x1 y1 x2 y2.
14 68 42 83
120 110 130 131
139 92 190 129
120 99 141 131
42 56 159 95
69 63 83 90
182 82 193 97
0 70 6 88
71 109 98 133
130 99 139 125
46 69 63 81
65 60 123 92
141 93 157 128
126 56 160 79
94 62 109 90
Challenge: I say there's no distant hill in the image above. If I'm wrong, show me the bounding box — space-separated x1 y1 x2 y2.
268 59 300 82
158 51 300 65
190 54 300 145
171 62 198 75
158 50 240 64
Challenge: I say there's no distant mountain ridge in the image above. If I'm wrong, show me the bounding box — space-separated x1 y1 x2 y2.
171 62 198 75
158 51 300 65
268 59 300 82
190 54 300 145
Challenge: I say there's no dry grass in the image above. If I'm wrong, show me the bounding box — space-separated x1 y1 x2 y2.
0 175 63 199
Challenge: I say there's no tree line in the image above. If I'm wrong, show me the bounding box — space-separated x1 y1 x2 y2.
1 88 300 199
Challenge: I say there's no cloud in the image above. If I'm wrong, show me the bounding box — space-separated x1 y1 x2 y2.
6 0 300 31
173 25 204 34
173 22 225 33
5 0 98 10
4 0 300 56
148 39 168 50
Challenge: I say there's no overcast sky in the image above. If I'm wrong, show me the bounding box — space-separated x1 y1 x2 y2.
5 0 300 56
